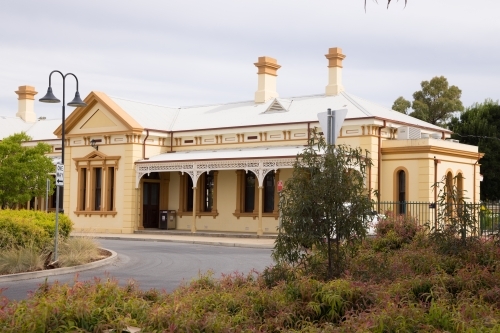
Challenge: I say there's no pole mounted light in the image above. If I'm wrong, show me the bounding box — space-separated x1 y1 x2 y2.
39 70 87 262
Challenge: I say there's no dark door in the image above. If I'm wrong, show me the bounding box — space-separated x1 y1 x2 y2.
143 182 160 228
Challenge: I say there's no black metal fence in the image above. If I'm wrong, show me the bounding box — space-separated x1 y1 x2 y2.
373 201 500 236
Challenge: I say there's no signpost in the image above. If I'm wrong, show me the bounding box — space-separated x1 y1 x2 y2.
53 163 64 262
56 164 64 186
317 108 348 145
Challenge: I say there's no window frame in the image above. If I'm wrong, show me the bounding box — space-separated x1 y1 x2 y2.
177 171 219 218
233 170 279 219
393 167 409 215
73 151 120 217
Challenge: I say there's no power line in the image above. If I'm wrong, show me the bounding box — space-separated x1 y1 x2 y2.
453 133 500 142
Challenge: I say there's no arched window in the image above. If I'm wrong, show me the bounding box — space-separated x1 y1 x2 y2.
397 170 406 214
457 173 464 202
445 171 453 215
457 172 464 216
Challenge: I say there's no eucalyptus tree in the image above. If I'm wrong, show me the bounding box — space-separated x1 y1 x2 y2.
273 131 373 279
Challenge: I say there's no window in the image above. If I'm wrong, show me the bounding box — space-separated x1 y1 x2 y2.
186 176 194 212
203 171 215 212
94 168 102 210
263 171 275 213
107 167 115 211
393 168 408 215
178 171 218 217
445 171 453 215
233 169 279 219
79 168 87 211
73 151 120 216
397 170 406 214
245 172 256 212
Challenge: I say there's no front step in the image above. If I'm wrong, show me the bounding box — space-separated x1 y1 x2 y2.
134 229 277 239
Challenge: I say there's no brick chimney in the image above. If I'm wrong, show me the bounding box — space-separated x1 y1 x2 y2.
325 47 346 96
15 85 38 122
254 56 281 103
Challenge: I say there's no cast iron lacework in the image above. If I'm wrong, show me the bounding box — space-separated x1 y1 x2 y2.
135 158 295 188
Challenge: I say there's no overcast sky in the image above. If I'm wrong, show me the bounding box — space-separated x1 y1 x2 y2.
1 0 499 119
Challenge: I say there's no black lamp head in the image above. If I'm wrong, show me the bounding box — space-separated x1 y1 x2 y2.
90 139 99 151
67 91 87 107
39 87 60 103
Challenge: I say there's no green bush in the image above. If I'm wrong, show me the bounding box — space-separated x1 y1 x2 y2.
0 209 73 250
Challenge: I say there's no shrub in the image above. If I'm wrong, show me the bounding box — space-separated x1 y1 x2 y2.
376 210 421 243
0 210 73 250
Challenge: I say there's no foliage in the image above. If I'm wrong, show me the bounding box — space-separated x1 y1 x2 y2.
3 231 500 332
392 96 411 114
0 132 55 208
0 209 73 250
448 99 500 200
273 130 373 279
430 175 479 253
393 76 464 126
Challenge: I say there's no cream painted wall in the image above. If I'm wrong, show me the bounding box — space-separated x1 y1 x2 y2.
69 143 129 233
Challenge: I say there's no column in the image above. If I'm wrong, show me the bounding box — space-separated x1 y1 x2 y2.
191 186 197 233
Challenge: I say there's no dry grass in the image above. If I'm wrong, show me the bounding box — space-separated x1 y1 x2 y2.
0 245 45 274
58 237 101 267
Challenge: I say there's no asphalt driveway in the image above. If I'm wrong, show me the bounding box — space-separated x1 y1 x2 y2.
0 239 274 301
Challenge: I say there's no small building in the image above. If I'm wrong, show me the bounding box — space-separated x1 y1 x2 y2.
1 47 482 234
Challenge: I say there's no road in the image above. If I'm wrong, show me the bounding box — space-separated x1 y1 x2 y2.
0 239 274 301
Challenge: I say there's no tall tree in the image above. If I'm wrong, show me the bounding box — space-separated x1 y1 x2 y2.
449 99 500 201
392 96 411 115
393 76 464 126
0 133 54 208
273 130 373 279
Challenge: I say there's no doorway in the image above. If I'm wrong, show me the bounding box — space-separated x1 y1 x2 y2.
143 182 160 228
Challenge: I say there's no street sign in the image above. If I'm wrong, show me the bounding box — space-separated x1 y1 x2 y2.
56 164 64 186
277 180 283 192
317 108 348 145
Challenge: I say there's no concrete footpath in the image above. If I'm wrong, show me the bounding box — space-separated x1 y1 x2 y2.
71 230 277 249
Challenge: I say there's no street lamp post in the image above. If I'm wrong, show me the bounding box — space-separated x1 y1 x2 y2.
39 71 87 261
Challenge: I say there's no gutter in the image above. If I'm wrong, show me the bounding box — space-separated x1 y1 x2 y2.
473 153 481 203
377 120 386 210
434 156 440 228
142 129 150 160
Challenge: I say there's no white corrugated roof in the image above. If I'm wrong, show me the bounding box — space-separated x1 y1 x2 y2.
138 145 305 163
0 117 60 141
110 91 447 133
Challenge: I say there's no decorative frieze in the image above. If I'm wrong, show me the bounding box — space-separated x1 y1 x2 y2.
136 157 295 188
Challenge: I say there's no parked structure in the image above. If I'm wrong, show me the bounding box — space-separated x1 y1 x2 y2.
0 47 483 234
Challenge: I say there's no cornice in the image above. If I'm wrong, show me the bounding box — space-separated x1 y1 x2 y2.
382 145 483 160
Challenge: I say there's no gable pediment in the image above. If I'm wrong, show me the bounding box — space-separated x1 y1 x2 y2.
54 91 143 138
73 150 121 169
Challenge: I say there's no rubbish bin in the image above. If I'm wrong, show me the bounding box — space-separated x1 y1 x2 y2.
167 210 176 229
159 210 169 229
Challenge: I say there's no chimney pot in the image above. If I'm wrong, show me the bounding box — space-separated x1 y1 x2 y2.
15 85 37 122
254 56 281 103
